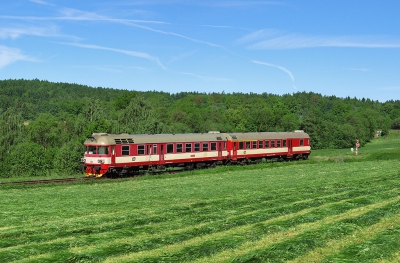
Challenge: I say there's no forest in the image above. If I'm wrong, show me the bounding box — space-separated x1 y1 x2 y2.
1 78 399 177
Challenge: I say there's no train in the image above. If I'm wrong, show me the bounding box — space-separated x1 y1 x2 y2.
81 131 311 177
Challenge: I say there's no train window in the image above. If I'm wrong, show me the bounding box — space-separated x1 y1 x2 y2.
186 143 192 152
138 145 145 155
176 143 183 153
98 146 109 154
122 145 129 155
271 140 275 148
246 141 250 149
194 143 200 152
266 140 269 148
224 142 227 150
252 141 257 149
300 139 304 146
239 142 244 149
258 140 263 149
88 146 97 154
277 140 281 147
167 143 174 154
153 144 157 154
283 140 287 147
203 142 208 151
211 142 217 151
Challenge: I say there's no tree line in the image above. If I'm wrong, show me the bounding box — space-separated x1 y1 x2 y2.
1 79 399 177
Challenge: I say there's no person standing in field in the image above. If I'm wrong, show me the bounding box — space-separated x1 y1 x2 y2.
356 139 360 155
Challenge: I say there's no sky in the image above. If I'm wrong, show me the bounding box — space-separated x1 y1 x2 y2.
1 0 400 102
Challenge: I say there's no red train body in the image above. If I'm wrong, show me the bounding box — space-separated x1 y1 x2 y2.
81 131 311 177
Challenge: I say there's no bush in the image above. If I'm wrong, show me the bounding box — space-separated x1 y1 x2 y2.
54 140 85 174
391 118 400 129
4 141 46 177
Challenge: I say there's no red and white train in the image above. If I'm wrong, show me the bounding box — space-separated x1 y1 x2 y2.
81 131 311 177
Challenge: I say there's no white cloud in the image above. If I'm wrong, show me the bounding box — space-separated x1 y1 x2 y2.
63 42 230 81
235 29 281 45
0 26 79 40
0 46 37 68
239 32 400 49
29 0 54 6
1 7 224 49
0 27 49 39
168 50 198 65
61 42 168 71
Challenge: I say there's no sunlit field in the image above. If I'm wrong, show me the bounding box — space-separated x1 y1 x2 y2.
1 131 399 262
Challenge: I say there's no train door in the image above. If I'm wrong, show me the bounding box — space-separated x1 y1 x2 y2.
218 142 223 161
159 144 165 165
111 146 115 165
232 141 238 161
287 139 293 157
147 145 152 162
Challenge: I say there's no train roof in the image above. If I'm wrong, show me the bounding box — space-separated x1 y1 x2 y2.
84 131 309 145
226 131 309 141
84 132 231 145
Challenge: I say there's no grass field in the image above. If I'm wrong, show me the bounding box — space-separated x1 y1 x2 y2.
1 132 400 262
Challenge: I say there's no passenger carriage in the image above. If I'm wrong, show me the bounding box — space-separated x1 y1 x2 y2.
225 131 311 164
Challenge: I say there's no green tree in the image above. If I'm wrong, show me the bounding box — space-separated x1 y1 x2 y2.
281 113 300 132
27 113 61 150
114 96 162 134
4 141 45 177
0 107 25 163
113 91 138 110
392 117 400 129
55 140 85 174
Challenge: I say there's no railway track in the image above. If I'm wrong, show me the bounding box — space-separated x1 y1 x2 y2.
0 177 104 185
0 160 298 186
0 170 179 185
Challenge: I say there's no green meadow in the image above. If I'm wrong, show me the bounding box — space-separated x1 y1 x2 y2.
1 132 400 262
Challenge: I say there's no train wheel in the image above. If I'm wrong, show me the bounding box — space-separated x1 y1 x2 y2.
185 164 194 170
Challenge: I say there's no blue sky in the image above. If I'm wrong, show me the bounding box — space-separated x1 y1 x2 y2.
1 0 399 102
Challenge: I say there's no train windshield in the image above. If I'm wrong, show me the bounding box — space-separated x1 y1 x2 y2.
88 146 97 154
86 146 109 154
98 146 109 154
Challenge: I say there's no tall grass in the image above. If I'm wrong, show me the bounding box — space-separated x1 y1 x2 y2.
1 131 400 262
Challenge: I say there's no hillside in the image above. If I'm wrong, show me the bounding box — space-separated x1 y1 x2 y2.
0 78 400 177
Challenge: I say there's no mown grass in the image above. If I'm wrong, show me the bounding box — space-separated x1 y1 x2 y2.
1 131 400 262
309 130 400 163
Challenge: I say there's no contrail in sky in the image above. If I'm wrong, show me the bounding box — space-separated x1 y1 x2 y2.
61 42 168 71
252 60 296 90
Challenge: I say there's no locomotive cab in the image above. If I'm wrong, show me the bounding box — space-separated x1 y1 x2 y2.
82 134 113 177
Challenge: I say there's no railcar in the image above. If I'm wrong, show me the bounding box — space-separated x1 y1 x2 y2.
226 131 311 164
81 131 311 177
81 132 230 177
